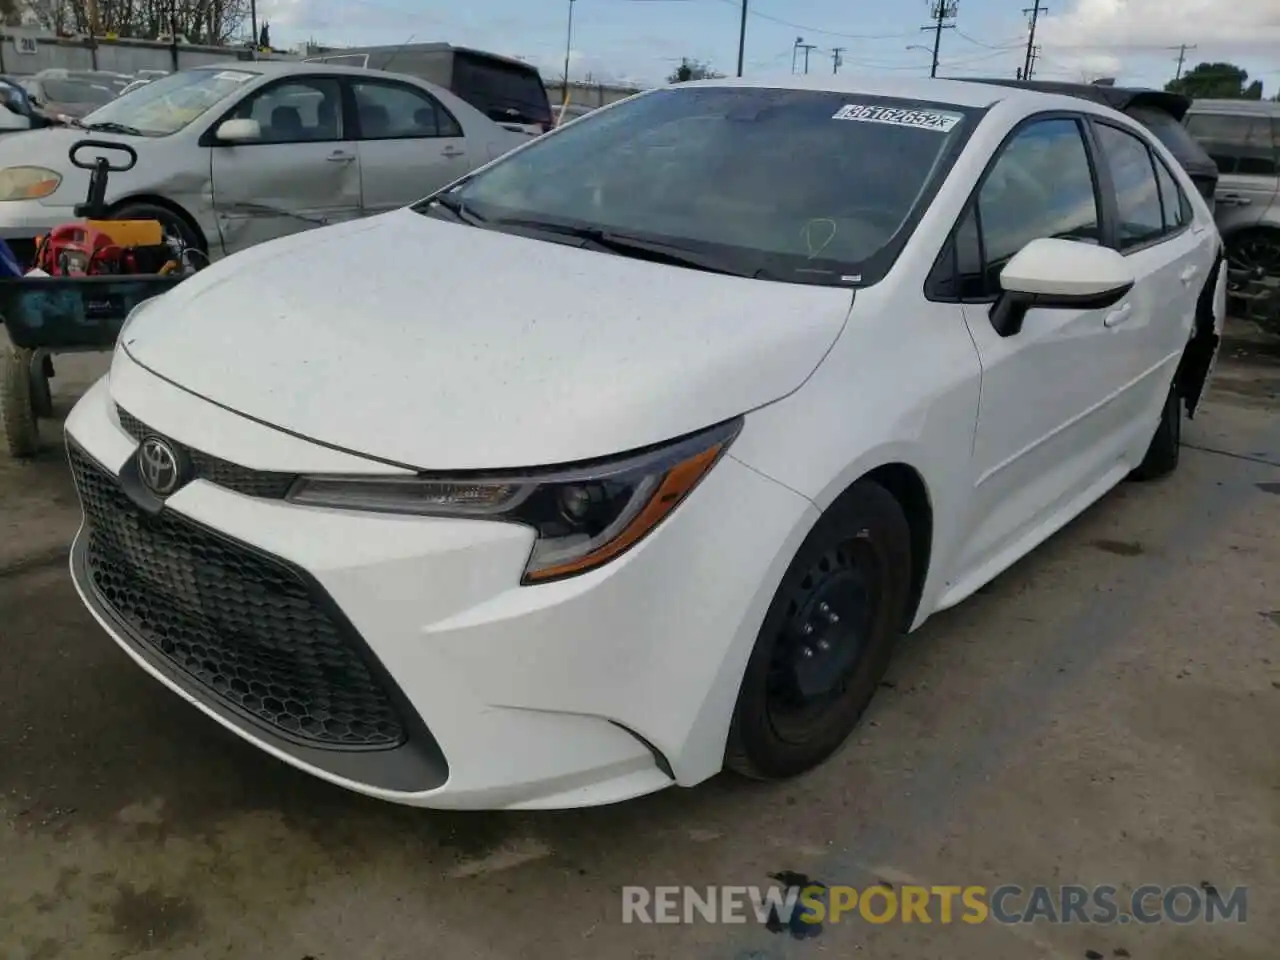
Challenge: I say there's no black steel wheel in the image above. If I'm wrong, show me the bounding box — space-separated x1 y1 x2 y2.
1225 229 1280 330
726 479 912 780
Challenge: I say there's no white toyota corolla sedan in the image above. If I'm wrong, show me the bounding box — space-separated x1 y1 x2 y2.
64 75 1226 810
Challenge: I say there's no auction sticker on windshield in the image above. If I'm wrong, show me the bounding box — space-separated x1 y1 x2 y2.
831 104 962 132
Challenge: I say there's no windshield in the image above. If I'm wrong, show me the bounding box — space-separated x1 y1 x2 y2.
41 79 116 105
80 67 259 136
428 87 975 286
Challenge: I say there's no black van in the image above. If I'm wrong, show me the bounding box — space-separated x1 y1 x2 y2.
305 43 554 138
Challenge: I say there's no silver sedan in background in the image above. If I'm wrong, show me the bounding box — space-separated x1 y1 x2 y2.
0 61 526 261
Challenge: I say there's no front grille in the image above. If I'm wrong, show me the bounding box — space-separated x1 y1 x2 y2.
69 444 407 750
116 406 297 499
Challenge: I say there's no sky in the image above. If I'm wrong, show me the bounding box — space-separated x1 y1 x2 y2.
254 0 1280 94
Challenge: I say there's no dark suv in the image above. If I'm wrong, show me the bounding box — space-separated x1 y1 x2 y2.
960 79 1220 205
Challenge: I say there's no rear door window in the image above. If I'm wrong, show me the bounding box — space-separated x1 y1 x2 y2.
1184 113 1278 176
1094 123 1165 250
452 54 551 126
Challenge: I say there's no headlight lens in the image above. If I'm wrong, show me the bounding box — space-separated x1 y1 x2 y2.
0 166 60 201
287 418 742 583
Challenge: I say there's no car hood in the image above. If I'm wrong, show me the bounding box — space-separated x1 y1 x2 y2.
120 209 853 470
0 125 137 168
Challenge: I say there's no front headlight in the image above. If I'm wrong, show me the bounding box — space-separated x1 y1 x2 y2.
0 166 61 201
287 418 742 583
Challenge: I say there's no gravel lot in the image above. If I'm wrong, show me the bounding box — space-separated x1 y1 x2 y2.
2 325 1278 960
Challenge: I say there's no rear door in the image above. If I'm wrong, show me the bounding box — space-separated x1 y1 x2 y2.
348 77 472 217
1183 110 1278 233
1089 119 1208 431
209 75 361 256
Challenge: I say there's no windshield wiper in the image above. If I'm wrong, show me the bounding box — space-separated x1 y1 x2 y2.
429 192 488 226
84 120 146 136
491 218 750 277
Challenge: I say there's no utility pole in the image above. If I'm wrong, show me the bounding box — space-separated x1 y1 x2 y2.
799 42 816 74
1022 0 1046 81
791 36 802 74
736 0 747 77
87 0 100 69
1172 43 1196 80
920 1 958 79
562 0 576 107
249 0 258 59
831 46 845 74
1026 44 1041 79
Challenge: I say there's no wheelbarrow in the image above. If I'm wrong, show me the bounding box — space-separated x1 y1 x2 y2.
0 139 203 457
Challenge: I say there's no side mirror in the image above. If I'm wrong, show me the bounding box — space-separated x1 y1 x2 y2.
990 237 1135 337
215 118 261 143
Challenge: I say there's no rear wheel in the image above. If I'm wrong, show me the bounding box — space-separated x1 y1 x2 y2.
725 480 911 780
1 343 39 457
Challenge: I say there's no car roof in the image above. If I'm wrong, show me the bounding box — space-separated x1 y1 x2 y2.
687 73 1015 108
955 77 1193 121
186 59 447 84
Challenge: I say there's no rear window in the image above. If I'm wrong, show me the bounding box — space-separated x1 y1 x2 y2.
452 53 551 125
1184 111 1279 177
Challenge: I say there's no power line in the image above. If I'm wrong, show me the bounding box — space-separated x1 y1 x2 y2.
1022 0 1047 79
710 0 917 41
921 0 958 79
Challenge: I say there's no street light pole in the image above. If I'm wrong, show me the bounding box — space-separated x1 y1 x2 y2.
562 0 576 107
736 0 747 77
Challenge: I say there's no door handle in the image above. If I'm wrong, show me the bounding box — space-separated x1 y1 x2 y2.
1217 193 1251 207
1179 265 1199 285
326 151 355 163
1103 303 1133 328
441 147 465 158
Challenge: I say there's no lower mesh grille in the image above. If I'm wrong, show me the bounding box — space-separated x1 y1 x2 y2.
69 443 407 750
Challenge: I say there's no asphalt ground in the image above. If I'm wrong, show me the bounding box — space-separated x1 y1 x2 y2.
1 323 1278 960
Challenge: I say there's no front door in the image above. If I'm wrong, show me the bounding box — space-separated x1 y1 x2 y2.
210 76 362 256
950 116 1139 583
348 78 475 216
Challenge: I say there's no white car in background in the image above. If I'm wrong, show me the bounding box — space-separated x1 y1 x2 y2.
65 75 1224 810
0 61 525 262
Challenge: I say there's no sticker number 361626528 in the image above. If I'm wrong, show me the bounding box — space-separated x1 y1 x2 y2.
831 103 962 133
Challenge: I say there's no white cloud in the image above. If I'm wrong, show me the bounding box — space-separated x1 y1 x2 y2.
1039 0 1280 53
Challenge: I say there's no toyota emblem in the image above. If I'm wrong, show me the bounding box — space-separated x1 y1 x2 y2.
138 436 183 496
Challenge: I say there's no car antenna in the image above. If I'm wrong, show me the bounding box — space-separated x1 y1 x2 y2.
380 35 416 73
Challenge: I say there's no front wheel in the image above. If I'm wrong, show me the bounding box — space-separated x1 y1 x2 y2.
725 479 912 780
1 343 39 457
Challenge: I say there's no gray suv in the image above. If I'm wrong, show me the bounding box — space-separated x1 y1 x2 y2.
1184 99 1279 322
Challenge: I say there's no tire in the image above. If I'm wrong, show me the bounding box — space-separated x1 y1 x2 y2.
110 201 203 254
1130 376 1181 481
1224 228 1280 332
725 479 912 780
1 343 39 458
29 351 52 418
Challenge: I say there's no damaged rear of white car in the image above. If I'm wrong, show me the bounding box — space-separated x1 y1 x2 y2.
63 76 1223 810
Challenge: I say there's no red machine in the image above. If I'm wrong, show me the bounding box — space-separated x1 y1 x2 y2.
32 140 175 277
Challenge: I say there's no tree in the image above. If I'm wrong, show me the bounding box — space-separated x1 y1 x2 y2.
1166 61 1263 100
258 20 269 49
21 0 249 45
668 58 724 84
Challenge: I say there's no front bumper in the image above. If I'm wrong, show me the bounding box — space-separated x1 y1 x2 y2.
0 197 74 240
63 355 817 810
